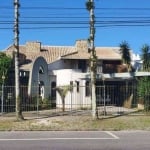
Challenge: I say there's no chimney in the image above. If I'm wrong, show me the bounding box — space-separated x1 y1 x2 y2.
26 41 41 53
75 40 88 53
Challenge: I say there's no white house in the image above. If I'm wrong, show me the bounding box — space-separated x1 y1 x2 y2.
4 39 149 110
131 52 142 72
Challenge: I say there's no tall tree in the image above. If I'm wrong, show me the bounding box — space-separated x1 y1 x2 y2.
137 44 150 111
86 0 97 119
14 0 24 120
119 41 131 71
0 52 12 84
141 44 150 71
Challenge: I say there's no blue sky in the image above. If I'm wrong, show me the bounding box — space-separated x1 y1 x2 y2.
1 0 150 54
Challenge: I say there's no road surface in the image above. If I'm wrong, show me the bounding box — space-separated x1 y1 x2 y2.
0 131 149 150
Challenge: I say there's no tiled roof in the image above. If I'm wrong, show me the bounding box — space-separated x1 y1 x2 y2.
61 47 121 60
5 44 76 63
5 44 76 70
4 40 122 71
41 46 76 63
96 47 121 60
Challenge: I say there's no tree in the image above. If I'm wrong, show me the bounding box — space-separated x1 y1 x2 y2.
137 44 150 111
119 41 131 71
14 0 24 120
56 85 72 112
0 52 12 84
141 44 150 71
137 76 150 111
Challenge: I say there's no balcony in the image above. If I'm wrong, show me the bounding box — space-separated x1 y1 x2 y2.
103 64 128 74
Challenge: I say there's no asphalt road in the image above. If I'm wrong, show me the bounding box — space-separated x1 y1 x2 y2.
0 131 149 150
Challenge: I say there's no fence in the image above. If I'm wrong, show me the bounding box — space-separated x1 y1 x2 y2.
0 84 149 118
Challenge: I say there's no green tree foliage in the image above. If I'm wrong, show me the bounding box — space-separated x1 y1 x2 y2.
137 76 150 111
141 44 150 71
137 44 150 111
86 0 94 11
0 52 12 84
56 85 72 112
119 41 131 71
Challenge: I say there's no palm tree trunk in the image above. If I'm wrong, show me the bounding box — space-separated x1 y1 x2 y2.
14 0 24 120
62 98 65 112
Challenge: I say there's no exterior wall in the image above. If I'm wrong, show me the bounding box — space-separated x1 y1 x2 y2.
48 58 92 109
48 60 67 71
48 59 78 71
51 69 91 109
28 56 50 99
131 53 142 71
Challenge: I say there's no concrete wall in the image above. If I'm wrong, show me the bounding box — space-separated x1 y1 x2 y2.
52 69 91 109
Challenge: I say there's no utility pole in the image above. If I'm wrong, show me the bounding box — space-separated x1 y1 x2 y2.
86 0 97 119
14 0 24 120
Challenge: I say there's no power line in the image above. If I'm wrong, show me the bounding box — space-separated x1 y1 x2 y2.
1 4 150 30
2 6 150 10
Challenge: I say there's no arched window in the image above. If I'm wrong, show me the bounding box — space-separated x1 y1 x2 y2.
38 66 44 98
39 66 44 74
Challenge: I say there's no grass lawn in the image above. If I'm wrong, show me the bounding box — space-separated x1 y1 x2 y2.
0 115 150 131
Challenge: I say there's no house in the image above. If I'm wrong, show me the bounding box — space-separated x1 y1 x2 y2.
4 39 145 109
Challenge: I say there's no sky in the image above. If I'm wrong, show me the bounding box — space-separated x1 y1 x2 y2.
1 0 150 54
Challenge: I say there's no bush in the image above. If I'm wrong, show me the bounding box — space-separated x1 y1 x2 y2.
137 77 150 111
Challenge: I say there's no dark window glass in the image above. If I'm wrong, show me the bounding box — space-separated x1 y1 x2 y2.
85 81 90 96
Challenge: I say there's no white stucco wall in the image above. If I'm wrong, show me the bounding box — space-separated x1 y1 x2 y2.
50 69 91 109
48 58 91 109
131 52 142 71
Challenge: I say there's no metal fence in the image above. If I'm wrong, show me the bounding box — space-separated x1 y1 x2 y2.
0 84 149 118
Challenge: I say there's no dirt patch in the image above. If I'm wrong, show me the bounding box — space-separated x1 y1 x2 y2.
0 115 150 131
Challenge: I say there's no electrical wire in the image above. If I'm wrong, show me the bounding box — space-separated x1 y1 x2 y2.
1 4 150 30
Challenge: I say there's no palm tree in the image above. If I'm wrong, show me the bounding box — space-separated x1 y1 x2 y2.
119 41 131 72
86 0 97 119
56 85 71 112
14 0 24 120
141 44 150 71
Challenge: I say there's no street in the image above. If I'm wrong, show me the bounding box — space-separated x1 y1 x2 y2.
0 131 149 150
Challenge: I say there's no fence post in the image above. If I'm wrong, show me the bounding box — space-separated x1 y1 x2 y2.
1 75 5 115
102 77 106 116
1 84 4 115
37 94 39 117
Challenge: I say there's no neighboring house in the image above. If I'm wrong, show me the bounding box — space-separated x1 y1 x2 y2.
3 39 148 109
131 53 142 72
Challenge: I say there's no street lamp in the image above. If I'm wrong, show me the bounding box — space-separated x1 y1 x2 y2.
1 75 5 115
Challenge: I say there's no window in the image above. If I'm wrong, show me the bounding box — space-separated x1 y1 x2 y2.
38 81 44 99
85 81 90 96
39 66 44 74
51 82 56 99
70 81 73 92
76 81 79 92
78 60 86 72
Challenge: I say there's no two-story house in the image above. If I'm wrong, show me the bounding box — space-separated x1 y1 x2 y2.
4 39 139 109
